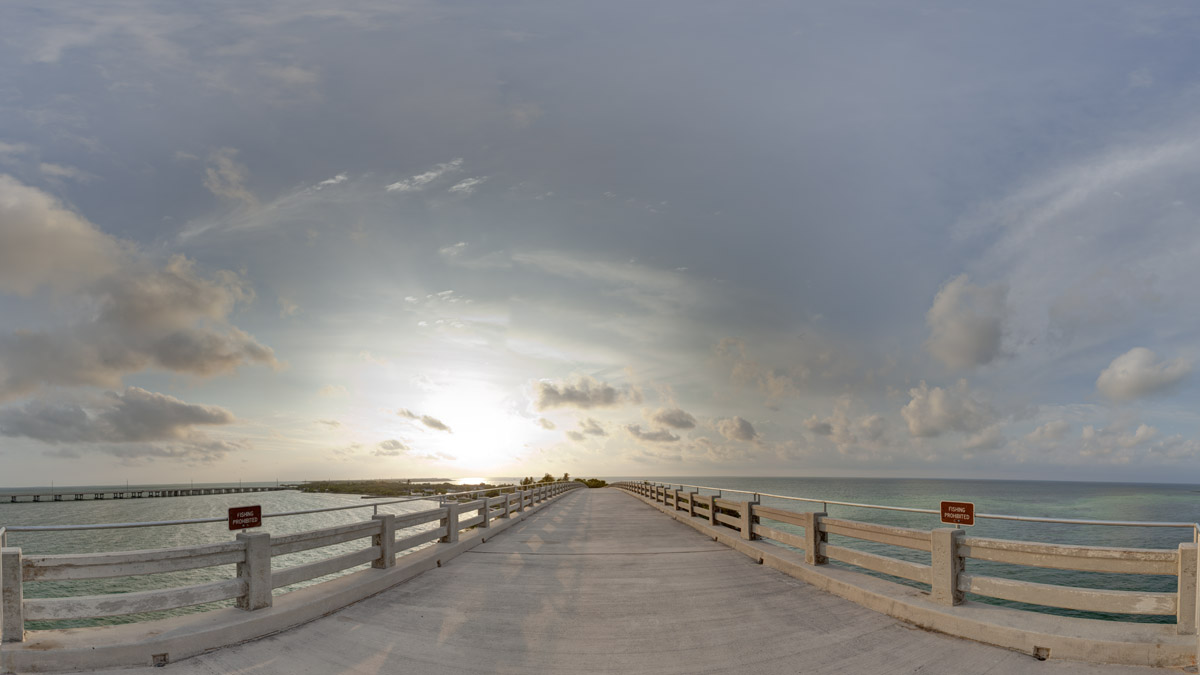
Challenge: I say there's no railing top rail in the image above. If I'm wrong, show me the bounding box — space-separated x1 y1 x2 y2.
3 482 576 533
630 481 1200 531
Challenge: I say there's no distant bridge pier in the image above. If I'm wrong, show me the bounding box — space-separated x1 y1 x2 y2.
3 485 290 503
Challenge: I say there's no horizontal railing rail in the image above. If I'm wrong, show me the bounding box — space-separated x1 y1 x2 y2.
613 481 1198 635
2 483 548 533
642 481 1200 534
0 482 583 642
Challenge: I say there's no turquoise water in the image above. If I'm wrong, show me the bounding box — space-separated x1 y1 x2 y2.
622 477 1200 624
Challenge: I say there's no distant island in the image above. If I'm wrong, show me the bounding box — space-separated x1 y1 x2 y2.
299 473 607 498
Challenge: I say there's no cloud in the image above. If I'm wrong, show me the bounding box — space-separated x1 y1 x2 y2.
203 148 257 207
278 297 300 317
39 162 93 182
448 176 487 195
319 385 348 397
1096 347 1191 400
901 380 993 438
804 416 833 435
1079 422 1160 457
801 398 885 453
534 376 641 410
537 417 556 430
316 419 341 428
625 424 680 443
963 424 1006 452
385 158 463 193
579 418 606 436
566 430 585 442
926 275 1007 370
0 180 277 400
858 415 886 442
648 407 696 429
1026 420 1069 442
0 175 124 296
717 416 757 442
375 439 410 456
315 173 347 188
396 408 453 432
0 141 33 158
0 387 235 446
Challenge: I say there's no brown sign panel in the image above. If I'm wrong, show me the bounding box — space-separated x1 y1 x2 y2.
228 505 262 530
940 501 975 526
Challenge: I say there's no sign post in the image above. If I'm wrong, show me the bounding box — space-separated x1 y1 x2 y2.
939 501 975 527
228 505 262 530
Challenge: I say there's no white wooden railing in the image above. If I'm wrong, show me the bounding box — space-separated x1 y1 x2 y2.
0 482 582 642
613 481 1197 633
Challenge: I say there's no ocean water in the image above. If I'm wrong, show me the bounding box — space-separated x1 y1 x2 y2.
3 478 1198 629
0 483 455 630
621 477 1200 624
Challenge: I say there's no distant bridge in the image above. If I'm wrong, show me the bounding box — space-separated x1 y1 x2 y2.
4 486 289 503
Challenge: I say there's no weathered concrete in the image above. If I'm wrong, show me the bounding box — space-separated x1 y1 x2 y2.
55 489 1175 675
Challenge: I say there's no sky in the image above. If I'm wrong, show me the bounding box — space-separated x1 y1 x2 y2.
2 1 1200 486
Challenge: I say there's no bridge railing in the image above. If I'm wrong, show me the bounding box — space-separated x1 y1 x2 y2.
0 482 582 643
613 481 1198 634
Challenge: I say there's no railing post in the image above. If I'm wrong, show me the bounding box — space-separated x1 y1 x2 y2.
673 489 683 511
372 514 396 569
517 490 526 513
740 500 758 540
236 532 272 610
688 492 699 517
931 528 965 606
1178 542 1197 635
708 496 719 526
803 512 827 565
2 546 24 643
480 497 491 528
441 502 460 543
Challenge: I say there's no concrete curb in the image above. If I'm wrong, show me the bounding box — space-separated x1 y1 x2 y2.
1 490 577 674
617 488 1196 669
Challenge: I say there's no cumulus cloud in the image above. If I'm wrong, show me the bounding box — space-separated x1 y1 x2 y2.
578 418 606 436
1096 347 1192 400
1026 420 1070 442
1079 422 1160 457
626 424 680 443
319 385 348 397
375 439 410 456
203 148 257 207
901 380 993 438
804 416 833 435
963 424 1006 452
858 415 886 442
537 417 556 430
0 175 124 296
566 430 585 442
0 178 277 400
385 158 463 193
648 407 696 429
717 416 757 442
0 387 234 443
802 399 887 453
926 275 1008 370
534 376 641 410
396 408 453 432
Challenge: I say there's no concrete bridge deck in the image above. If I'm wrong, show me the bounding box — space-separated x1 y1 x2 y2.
103 488 1163 675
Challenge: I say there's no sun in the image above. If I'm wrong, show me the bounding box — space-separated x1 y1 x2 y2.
416 379 533 473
